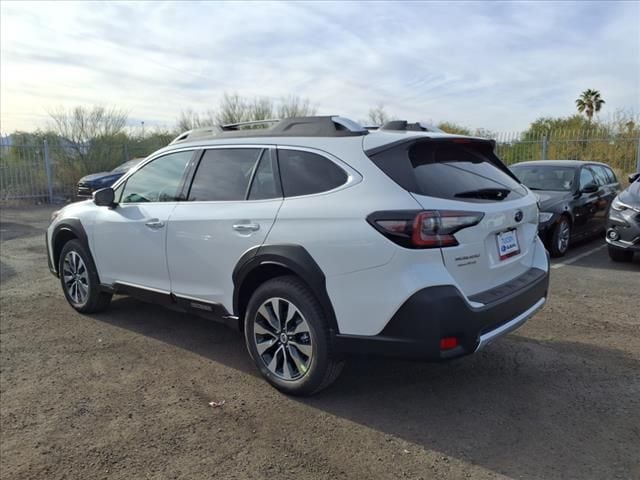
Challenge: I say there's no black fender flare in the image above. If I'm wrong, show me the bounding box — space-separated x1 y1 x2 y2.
51 218 93 274
232 244 339 335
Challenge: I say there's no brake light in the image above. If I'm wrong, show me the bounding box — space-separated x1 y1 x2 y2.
367 210 484 249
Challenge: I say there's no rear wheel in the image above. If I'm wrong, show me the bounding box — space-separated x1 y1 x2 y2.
244 276 344 396
59 239 112 313
608 246 633 262
549 217 571 257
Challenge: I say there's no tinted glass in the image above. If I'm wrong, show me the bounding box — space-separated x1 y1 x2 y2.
278 150 348 197
510 165 575 192
579 167 596 189
591 165 609 186
408 142 524 202
605 167 617 184
121 151 192 203
248 151 279 200
188 148 261 201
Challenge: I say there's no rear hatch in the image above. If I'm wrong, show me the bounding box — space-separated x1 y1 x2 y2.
366 136 539 297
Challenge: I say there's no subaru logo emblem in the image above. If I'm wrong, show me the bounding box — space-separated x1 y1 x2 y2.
514 210 523 222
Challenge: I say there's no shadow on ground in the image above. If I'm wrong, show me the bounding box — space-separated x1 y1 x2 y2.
92 296 639 480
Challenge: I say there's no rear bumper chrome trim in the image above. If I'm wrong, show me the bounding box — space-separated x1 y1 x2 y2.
475 297 546 351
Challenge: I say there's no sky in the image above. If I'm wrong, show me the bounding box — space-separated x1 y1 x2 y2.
1 0 639 134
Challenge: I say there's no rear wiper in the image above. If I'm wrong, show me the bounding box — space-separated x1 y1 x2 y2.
455 188 511 200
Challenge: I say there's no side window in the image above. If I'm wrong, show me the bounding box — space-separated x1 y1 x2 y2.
591 166 609 186
278 149 348 197
579 167 596 189
248 151 280 200
121 151 192 203
188 148 261 201
604 166 617 184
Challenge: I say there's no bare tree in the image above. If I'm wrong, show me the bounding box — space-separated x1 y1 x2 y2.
277 95 316 118
176 109 216 132
49 106 128 146
367 104 390 125
217 93 248 125
247 96 275 122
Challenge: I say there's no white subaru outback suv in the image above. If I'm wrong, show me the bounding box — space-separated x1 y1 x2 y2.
47 116 549 396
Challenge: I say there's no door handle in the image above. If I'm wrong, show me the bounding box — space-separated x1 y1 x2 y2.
233 223 260 233
145 219 165 229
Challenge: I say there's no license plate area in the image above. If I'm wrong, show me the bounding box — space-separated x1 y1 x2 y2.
496 229 520 260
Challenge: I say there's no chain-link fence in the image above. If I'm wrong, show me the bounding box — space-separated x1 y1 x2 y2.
0 140 165 205
1 133 639 205
493 131 640 176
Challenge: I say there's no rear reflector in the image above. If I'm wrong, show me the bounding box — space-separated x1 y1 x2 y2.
439 337 458 350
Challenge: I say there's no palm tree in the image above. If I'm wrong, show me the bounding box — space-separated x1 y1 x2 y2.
575 89 605 122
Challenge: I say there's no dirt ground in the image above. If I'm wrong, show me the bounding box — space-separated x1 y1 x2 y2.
1 206 638 480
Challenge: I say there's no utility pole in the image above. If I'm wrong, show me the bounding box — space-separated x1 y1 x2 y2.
141 121 145 139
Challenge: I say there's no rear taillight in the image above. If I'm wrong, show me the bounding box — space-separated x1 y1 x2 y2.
367 210 484 249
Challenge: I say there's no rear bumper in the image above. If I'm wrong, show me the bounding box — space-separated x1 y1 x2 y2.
334 266 549 360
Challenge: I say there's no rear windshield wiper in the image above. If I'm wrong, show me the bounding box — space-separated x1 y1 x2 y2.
454 188 511 200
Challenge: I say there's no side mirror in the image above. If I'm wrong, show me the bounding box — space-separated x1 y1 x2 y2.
581 182 599 194
628 172 640 183
93 187 115 207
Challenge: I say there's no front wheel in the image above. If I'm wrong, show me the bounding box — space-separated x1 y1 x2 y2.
59 239 112 313
549 217 571 257
244 276 344 396
608 246 633 262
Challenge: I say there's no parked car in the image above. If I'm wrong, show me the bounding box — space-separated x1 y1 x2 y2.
76 158 144 197
606 172 640 262
47 117 549 395
510 160 620 257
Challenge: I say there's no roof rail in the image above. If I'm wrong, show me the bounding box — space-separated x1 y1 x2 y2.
169 116 368 145
221 119 280 130
380 120 443 133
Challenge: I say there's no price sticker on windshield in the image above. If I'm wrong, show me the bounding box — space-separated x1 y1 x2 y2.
497 229 520 260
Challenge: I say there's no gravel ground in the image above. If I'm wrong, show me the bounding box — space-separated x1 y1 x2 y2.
1 206 638 480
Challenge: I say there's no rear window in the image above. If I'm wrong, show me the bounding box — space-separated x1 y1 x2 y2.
369 140 525 202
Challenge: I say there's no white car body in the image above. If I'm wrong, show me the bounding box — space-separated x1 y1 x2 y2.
47 117 549 393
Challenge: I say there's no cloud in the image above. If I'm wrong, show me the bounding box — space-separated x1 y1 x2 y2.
1 0 638 133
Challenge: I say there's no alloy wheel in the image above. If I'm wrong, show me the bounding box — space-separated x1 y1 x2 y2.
253 297 313 381
558 221 570 253
62 251 89 305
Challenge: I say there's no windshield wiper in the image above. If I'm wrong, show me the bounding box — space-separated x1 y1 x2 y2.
455 188 511 200
526 187 544 191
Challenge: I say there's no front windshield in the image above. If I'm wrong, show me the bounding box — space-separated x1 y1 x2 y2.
511 165 575 192
111 158 143 173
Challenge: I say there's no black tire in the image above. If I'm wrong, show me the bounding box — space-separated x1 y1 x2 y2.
549 216 571 257
244 275 344 396
58 239 112 313
608 245 633 262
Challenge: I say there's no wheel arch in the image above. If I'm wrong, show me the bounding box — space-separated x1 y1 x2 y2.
232 245 339 335
52 219 92 274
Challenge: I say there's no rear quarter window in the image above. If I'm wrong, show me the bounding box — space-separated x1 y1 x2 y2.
278 149 348 197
